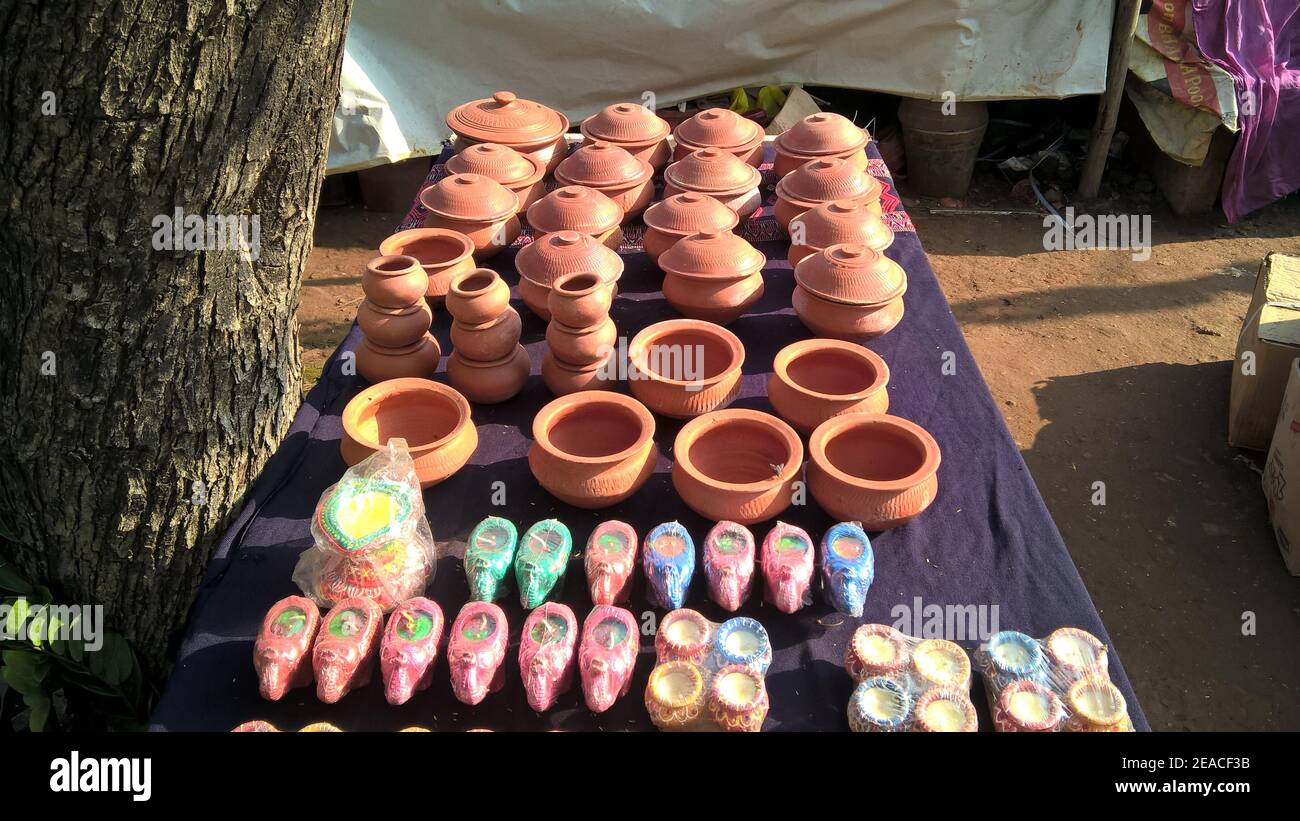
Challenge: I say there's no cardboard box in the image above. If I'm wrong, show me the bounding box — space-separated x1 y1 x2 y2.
1228 253 1300 450
1262 358 1300 575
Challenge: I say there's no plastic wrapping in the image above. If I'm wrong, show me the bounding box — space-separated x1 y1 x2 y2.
253 595 321 701
760 521 815 614
578 605 639 712
519 602 578 712
380 596 445 705
819 522 874 617
464 516 518 602
448 601 508 705
585 520 638 605
702 520 755 612
843 623 978 732
313 598 384 704
515 519 572 609
643 521 695 609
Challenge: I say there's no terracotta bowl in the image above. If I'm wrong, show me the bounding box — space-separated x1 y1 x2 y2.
792 286 905 341
356 334 441 384
628 319 744 419
529 391 658 508
378 229 476 306
446 345 531 404
362 255 429 309
340 377 478 488
807 413 941 529
671 410 803 524
450 306 521 362
446 269 512 326
356 298 433 348
768 339 890 434
541 350 618 396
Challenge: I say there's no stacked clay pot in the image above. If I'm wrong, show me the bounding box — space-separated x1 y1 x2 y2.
787 199 894 268
419 173 521 261
378 227 475 307
642 192 740 263
672 107 765 166
445 269 530 404
543 271 618 396
445 142 547 215
554 142 654 222
446 91 570 174
792 244 907 341
356 254 440 383
526 185 625 251
772 112 870 178
515 230 624 321
658 229 765 325
662 148 763 218
580 103 673 172
774 157 882 233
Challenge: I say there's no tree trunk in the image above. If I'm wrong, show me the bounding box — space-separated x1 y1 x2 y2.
0 0 354 672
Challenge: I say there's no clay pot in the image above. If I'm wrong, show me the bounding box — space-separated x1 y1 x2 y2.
554 142 654 221
528 391 658 508
420 173 522 260
446 91 570 173
773 112 870 178
340 377 477 487
793 287 905 340
628 319 744 419
450 306 522 362
792 244 908 340
662 149 763 217
808 412 941 529
580 103 673 171
671 409 803 525
526 186 625 248
768 339 890 434
542 349 617 395
672 107 765 166
446 143 547 214
548 271 614 328
515 230 624 320
356 298 433 348
774 158 883 233
445 269 512 326
378 229 476 306
446 345 531 404
356 333 441 383
658 230 766 325
362 255 429 308
642 193 740 263
787 199 894 267
546 316 616 367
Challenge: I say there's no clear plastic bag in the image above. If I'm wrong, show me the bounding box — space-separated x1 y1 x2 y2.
844 623 978 732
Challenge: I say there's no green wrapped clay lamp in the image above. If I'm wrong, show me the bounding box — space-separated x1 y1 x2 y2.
464 516 519 602
514 519 573 609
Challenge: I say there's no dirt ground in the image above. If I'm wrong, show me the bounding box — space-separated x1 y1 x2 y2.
299 176 1300 731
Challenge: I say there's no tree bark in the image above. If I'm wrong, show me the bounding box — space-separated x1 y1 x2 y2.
0 0 353 672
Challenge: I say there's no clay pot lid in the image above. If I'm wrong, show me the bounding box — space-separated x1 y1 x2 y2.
341 377 472 454
776 158 882 206
581 103 670 146
674 107 764 152
776 112 869 157
531 390 656 466
445 143 545 187
526 186 624 236
663 148 762 195
420 173 519 222
446 91 569 147
554 141 652 189
658 229 765 280
792 200 893 251
809 412 940 492
643 193 740 237
795 243 906 305
515 229 624 287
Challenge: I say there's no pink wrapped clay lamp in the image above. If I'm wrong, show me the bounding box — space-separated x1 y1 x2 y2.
585 520 638 605
379 596 445 706
760 521 815 614
654 608 713 664
579 605 639 713
702 520 755 612
519 602 579 712
448 601 509 705
312 598 383 704
995 678 1064 732
254 595 321 701
844 623 910 682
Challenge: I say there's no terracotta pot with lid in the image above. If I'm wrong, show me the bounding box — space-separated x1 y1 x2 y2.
658 229 766 325
767 339 890 434
773 158 882 233
420 173 522 260
672 107 765 166
662 148 763 218
773 112 870 178
787 199 893 267
642 192 740 263
446 91 571 173
526 186 625 250
807 412 940 529
446 143 547 214
671 409 803 525
515 230 624 321
554 142 654 221
792 244 907 340
580 103 672 171
378 228 475 306
528 391 659 508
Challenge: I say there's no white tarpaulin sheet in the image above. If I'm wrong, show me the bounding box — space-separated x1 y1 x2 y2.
329 0 1115 172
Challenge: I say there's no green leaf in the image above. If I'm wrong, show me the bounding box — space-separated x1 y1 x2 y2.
757 85 788 119
4 598 30 636
89 633 133 686
2 649 50 695
728 87 752 113
24 691 51 732
26 605 46 649
0 562 32 595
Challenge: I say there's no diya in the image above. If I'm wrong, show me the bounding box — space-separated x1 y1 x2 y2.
710 616 772 676
1046 627 1109 680
655 608 713 664
584 520 638 605
643 521 696 610
312 598 383 704
848 676 911 732
994 678 1064 732
913 687 978 732
844 623 911 682
514 519 573 609
519 602 579 712
645 660 709 731
379 596 445 706
464 515 518 602
253 595 320 701
980 630 1047 690
1065 676 1133 732
911 638 972 691
760 521 815 614
448 601 509 705
709 664 769 732
819 521 875 617
701 520 755 612
579 605 639 713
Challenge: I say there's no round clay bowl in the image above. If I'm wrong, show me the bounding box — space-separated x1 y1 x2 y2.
419 174 521 260
642 193 740 263
450 306 521 362
378 229 476 305
446 345 530 404
542 349 617 396
529 391 659 508
808 413 941 529
356 299 433 348
549 271 614 327
547 316 616 367
580 103 673 171
768 339 890 434
445 142 547 214
672 108 765 166
772 112 870 178
340 377 477 488
445 269 511 326
792 286 905 341
628 319 744 419
362 255 429 308
356 333 441 384
787 200 893 267
526 185 624 239
671 410 803 524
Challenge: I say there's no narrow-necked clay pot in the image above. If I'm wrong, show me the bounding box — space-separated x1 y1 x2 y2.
447 91 571 173
774 158 882 233
362 255 429 308
548 271 614 328
420 173 522 260
357 298 433 348
768 339 890 434
528 391 658 508
356 333 441 383
662 149 763 217
788 199 893 267
445 269 512 326
546 316 616 367
671 409 803 524
628 319 744 419
446 345 531 404
580 103 673 171
673 108 765 166
378 229 476 306
515 230 624 320
542 349 617 395
773 112 870 178
793 244 908 340
808 413 940 529
554 142 654 222
658 230 765 325
450 306 522 362
446 142 547 214
340 377 477 487
526 186 625 250
642 193 741 263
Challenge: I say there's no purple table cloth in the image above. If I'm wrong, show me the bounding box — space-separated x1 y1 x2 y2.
151 143 1148 731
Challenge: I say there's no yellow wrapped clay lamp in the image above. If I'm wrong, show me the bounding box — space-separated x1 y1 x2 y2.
446 91 570 174
994 678 1064 732
1045 626 1109 680
911 638 971 690
299 722 343 732
1065 676 1133 732
645 660 708 731
231 720 279 732
792 243 907 342
913 687 978 732
515 230 624 322
662 148 763 218
419 173 521 261
445 142 547 215
672 107 765 166
772 111 870 178
787 199 894 268
642 192 741 264
844 623 911 682
525 185 625 251
555 141 654 222
580 102 673 171
709 664 769 732
774 157 882 233
654 608 713 664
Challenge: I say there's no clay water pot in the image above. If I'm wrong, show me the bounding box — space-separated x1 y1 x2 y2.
671 409 803 524
792 244 908 340
356 298 433 348
580 103 673 170
807 413 941 529
772 112 870 178
378 228 476 305
446 91 570 173
515 230 624 320
628 319 744 419
793 288 905 340
446 142 547 214
672 107 765 166
662 149 763 218
445 269 512 326
420 173 521 260
362 255 429 308
340 377 477 487
546 316 616 367
774 158 882 233
528 391 658 508
446 345 531 404
554 142 654 221
768 339 890 434
542 349 617 396
787 199 893 267
642 193 740 263
356 333 441 383
526 186 625 249
450 306 522 362
548 271 614 328
658 230 766 325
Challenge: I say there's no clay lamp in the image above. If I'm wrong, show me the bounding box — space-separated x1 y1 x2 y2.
662 148 763 218
995 679 1064 732
419 173 521 260
702 521 756 612
361 254 429 308
759 521 815 614
654 608 713 664
767 338 890 433
447 601 509 705
379 596 445 706
671 408 803 525
913 688 978 733
355 333 441 383
847 676 911 732
787 199 893 268
585 520 639 605
515 229 624 320
913 638 971 691
1045 627 1109 679
580 102 673 171
464 515 519 603
554 141 654 221
820 521 875 618
773 111 870 178
525 185 625 251
313 598 383 704
793 243 908 341
518 602 579 712
774 157 883 233
672 107 765 166
642 192 740 263
711 616 772 674
807 412 940 530
658 229 766 325
645 660 708 731
445 142 547 214
643 521 696 610
578 605 639 713
981 630 1048 689
845 623 911 682
1066 676 1132 732
253 595 321 701
446 91 570 174
515 519 574 609
628 318 744 419
528 390 658 509
378 228 475 306
340 377 478 488
709 664 769 732
231 721 279 732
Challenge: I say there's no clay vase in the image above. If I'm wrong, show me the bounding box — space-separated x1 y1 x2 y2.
554 141 654 222
446 91 570 174
768 339 890 434
378 228 476 306
774 158 883 233
546 316 616 367
446 345 531 405
580 102 673 171
671 409 803 525
642 193 740 263
355 333 441 383
807 412 941 529
420 173 521 260
662 148 763 218
515 230 624 321
450 306 522 362
446 269 512 326
548 271 614 328
356 299 433 348
787 199 894 268
546 270 617 371
672 107 765 166
793 244 908 341
541 349 617 395
339 377 477 487
446 142 547 214
773 112 870 178
658 229 766 325
362 255 429 308
628 319 744 419
528 391 658 508
525 186 625 250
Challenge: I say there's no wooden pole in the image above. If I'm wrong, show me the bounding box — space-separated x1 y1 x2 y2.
1078 0 1142 198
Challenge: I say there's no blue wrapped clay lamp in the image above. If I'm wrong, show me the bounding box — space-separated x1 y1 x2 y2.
643 521 696 609
981 630 1046 689
514 519 573 609
711 616 772 676
848 676 911 732
819 521 874 616
464 516 518 602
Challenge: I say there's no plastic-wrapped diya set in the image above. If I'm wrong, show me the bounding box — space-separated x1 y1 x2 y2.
844 624 979 732
646 609 772 732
